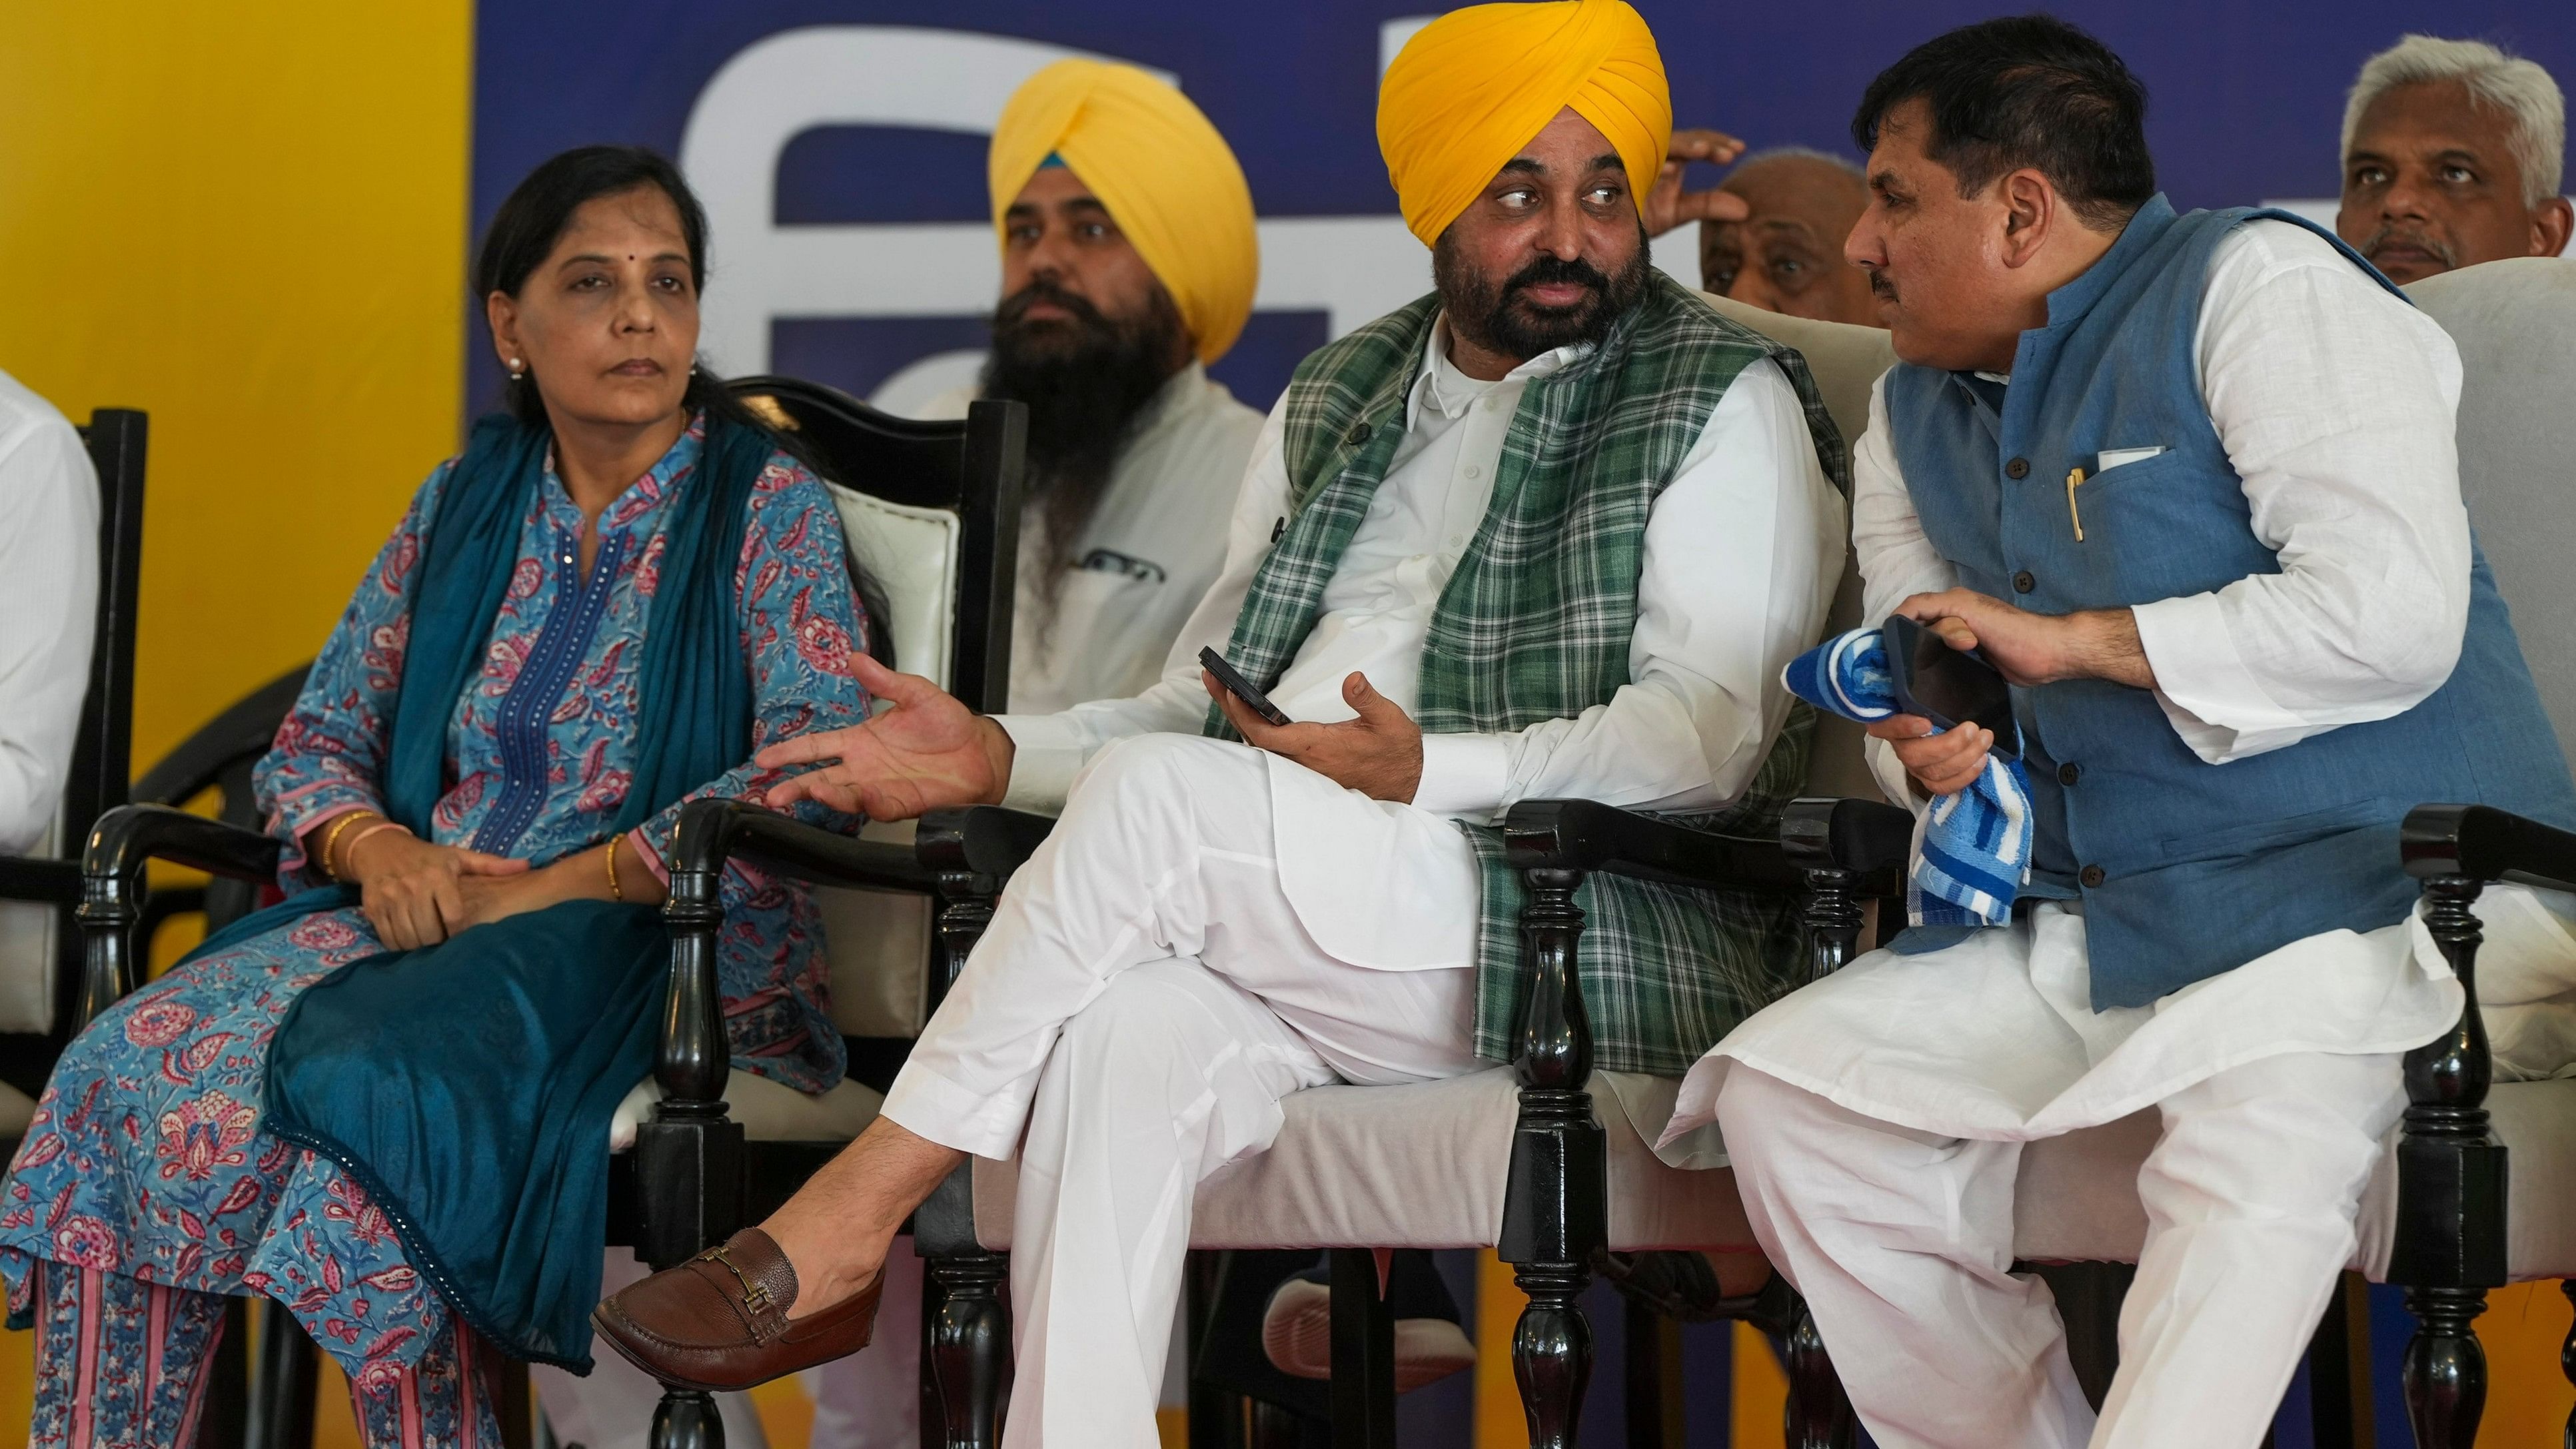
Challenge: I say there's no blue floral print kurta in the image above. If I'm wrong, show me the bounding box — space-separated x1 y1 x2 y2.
0 417 872 1378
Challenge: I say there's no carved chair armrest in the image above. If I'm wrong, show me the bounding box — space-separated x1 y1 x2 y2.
0 855 80 906
72 804 284 1029
84 803 281 886
2400 802 2576 895
1780 795 1916 884
1501 797 1804 892
916 805 1057 894
667 797 934 895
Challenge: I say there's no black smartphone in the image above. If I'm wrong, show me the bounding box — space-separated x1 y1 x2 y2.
1883 614 2017 756
1199 647 1291 727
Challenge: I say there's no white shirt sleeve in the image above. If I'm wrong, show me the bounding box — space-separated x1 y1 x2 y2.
1848 372 1953 807
0 405 100 854
2130 220 2473 763
989 398 1295 813
1409 357 1846 819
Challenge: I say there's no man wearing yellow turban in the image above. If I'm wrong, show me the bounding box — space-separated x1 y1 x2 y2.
906 58 1265 715
602 8 1850 1444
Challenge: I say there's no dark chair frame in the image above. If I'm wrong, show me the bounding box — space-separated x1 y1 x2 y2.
0 408 147 1090
1748 793 2576 1449
623 382 1028 1449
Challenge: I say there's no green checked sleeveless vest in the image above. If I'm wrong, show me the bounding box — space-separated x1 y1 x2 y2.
1207 271 1850 1075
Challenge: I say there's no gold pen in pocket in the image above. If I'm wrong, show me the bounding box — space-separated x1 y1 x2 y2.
2066 467 2087 542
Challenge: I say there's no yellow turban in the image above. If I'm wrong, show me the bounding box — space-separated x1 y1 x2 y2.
1377 0 1672 247
988 60 1260 364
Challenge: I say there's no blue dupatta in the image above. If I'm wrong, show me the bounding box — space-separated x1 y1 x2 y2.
197 410 769 1368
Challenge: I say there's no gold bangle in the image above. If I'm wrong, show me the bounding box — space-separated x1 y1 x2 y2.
604 832 626 901
315 811 377 881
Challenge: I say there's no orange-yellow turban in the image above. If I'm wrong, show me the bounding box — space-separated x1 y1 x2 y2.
1377 0 1672 247
989 60 1260 364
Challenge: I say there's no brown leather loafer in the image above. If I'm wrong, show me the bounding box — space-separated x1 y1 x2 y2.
591 1228 882 1392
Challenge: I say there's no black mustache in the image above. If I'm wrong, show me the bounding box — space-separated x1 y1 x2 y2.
995 280 1109 332
1503 254 1614 305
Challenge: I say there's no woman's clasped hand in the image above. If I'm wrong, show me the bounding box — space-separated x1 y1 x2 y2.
332 819 536 949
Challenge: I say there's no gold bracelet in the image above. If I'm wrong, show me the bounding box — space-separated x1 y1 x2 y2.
604 831 626 901
315 811 378 881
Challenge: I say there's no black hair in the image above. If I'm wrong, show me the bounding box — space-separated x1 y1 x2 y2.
1851 15 2155 231
473 145 773 444
474 146 894 666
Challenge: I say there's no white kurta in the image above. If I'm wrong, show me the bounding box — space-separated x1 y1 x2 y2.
917 362 1265 713
1669 219 2576 1449
0 369 99 1037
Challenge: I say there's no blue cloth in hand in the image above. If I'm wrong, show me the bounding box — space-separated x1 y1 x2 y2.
1781 627 2033 929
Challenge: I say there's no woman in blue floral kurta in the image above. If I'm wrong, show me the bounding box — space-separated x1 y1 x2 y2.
0 147 872 1448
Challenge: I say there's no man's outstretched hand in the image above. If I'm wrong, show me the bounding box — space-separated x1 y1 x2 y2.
1206 669 1424 803
757 653 1016 820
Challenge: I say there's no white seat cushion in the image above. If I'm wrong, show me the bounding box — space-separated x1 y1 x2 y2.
970 1068 1756 1252
0 1079 34 1139
826 481 958 693
608 1068 882 1152
964 1070 2576 1282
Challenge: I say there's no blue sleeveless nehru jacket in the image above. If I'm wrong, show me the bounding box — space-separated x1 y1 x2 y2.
1880 194 2576 1009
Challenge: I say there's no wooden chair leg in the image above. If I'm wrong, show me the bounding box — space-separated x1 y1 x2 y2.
1325 1249 1395 1448
928 1248 1011 1449
648 1390 725 1449
2306 1270 2374 1449
1781 1287 1856 1449
2389 875 2505 1449
1620 1294 1680 1449
244 1302 317 1449
197 1296 250 1449
1502 865 1605 1449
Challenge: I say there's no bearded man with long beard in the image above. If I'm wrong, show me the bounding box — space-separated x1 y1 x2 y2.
916 60 1265 714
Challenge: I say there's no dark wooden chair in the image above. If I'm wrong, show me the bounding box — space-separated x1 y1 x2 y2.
0 408 147 1112
626 380 1027 1449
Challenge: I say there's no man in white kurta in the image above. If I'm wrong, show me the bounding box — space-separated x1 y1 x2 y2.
0 370 98 1025
1667 19 2576 1449
593 5 1844 1442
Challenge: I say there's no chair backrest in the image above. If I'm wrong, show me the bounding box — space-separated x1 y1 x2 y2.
728 378 1028 1043
729 378 1026 712
1701 295 1900 803
0 409 147 1046
2406 257 2576 760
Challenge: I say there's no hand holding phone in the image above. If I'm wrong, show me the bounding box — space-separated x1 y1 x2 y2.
1199 648 1291 727
1882 614 2016 756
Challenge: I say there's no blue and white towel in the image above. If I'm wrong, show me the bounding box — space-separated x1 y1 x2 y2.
1782 627 2032 929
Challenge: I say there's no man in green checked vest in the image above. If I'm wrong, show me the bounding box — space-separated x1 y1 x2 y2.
595 1 1850 1435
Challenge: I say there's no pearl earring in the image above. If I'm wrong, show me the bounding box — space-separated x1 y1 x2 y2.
507 358 525 378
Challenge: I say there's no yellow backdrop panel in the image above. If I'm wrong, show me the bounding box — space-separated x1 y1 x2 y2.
0 0 473 770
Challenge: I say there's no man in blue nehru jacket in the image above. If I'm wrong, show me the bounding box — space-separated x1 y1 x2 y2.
1661 17 2576 1448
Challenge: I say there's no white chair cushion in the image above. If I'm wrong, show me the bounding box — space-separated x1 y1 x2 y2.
0 817 62 1035
608 1068 882 1152
969 1068 1756 1253
963 1071 2576 1281
0 1079 34 1139
826 481 959 693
